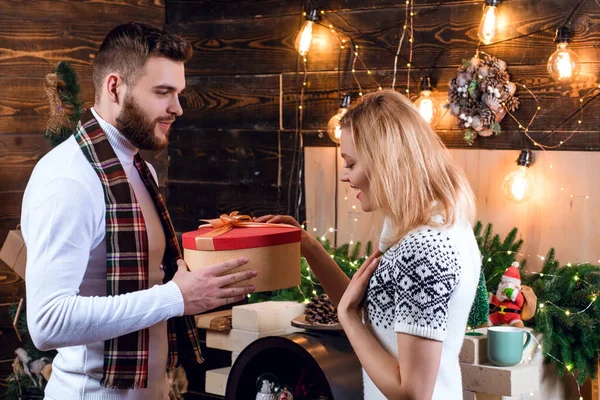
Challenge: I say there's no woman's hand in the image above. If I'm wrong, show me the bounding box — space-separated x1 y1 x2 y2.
254 214 315 254
254 214 301 228
338 254 381 322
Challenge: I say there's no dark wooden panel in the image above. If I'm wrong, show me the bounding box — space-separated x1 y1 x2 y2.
0 262 25 306
169 129 301 186
0 134 50 192
0 18 164 78
321 1 600 71
140 148 168 188
169 15 301 76
0 0 164 24
0 192 23 244
168 182 304 234
167 0 301 22
437 129 600 151
0 76 94 135
178 74 280 130
170 1 600 75
279 65 600 136
167 0 478 23
293 128 600 151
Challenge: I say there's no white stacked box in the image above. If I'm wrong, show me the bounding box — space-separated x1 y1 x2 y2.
204 301 306 396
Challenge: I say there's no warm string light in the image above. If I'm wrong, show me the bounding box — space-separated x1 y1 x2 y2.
528 335 584 400
483 250 600 281
355 50 383 91
326 23 382 97
405 0 414 96
349 44 383 97
391 0 411 90
497 82 599 203
482 249 595 398
501 82 598 150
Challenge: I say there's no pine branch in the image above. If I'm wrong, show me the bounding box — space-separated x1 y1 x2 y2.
249 239 372 304
44 61 84 149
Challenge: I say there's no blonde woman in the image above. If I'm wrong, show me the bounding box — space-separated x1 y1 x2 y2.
257 89 481 399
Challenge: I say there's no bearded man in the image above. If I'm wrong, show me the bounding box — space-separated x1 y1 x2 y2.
21 22 256 399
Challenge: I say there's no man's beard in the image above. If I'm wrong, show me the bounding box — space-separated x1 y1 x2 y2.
115 94 173 151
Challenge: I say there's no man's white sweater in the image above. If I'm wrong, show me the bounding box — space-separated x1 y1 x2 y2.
21 108 184 400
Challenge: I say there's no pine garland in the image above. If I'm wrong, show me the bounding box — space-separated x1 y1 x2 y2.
4 61 81 399
474 221 528 292
249 239 372 304
523 250 600 385
44 61 83 148
6 304 56 400
474 222 600 385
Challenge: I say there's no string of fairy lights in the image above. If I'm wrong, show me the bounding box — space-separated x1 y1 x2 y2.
291 0 599 238
282 1 600 393
471 248 598 398
291 0 599 222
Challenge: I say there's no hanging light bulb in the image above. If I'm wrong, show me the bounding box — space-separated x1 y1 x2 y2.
547 26 580 83
295 8 320 56
502 150 535 203
414 76 442 126
327 93 352 144
477 0 501 45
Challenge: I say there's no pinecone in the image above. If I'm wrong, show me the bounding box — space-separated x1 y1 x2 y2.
503 95 520 112
479 108 494 127
485 71 509 90
305 294 339 325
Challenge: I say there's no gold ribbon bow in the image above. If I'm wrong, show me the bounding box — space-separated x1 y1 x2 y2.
196 211 292 250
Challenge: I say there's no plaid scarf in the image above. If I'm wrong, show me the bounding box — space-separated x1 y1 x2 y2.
74 109 203 389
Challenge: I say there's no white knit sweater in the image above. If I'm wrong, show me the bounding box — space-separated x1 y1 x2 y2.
362 216 481 399
21 108 184 400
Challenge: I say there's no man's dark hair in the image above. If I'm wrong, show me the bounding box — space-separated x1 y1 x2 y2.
92 22 192 101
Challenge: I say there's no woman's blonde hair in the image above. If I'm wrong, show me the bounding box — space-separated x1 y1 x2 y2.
340 89 476 245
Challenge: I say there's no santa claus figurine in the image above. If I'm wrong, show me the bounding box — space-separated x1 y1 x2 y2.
488 262 537 328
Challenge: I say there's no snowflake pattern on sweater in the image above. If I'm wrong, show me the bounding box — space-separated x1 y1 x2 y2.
365 227 461 339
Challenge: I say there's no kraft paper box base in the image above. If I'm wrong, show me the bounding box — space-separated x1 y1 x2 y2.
182 220 301 293
0 229 27 280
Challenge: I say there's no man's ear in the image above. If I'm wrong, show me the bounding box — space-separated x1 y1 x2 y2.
105 74 123 104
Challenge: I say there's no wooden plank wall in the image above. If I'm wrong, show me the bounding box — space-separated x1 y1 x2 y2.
306 147 600 272
0 1 166 393
166 0 600 237
0 0 166 245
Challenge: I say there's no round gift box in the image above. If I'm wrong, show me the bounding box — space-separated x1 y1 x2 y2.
182 225 301 292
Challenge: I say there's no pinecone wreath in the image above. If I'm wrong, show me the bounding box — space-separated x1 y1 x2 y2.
305 294 339 325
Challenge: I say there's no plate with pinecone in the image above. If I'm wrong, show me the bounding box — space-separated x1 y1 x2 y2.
292 294 343 331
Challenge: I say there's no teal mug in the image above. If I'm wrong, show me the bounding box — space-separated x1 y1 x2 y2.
487 326 532 367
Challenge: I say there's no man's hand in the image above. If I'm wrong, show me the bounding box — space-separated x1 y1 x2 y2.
172 258 256 315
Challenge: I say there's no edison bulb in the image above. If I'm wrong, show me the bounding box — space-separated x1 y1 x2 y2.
414 90 442 125
327 108 348 144
327 93 352 144
295 20 314 56
547 43 580 82
295 9 320 56
477 1 500 45
503 166 534 203
547 26 579 83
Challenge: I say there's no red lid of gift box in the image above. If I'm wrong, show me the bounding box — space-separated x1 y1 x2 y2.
182 225 301 251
